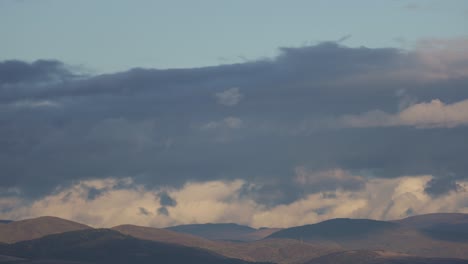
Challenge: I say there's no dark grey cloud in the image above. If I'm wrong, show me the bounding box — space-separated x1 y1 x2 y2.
1 41 467 202
158 192 177 207
157 207 169 216
0 60 73 85
425 175 465 197
87 187 105 200
138 207 151 216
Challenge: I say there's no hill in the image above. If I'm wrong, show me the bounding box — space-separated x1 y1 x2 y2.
394 213 468 242
166 223 262 241
112 224 219 249
266 218 468 259
268 218 399 240
0 229 269 264
113 225 340 264
305 250 468 264
0 216 91 243
393 213 468 228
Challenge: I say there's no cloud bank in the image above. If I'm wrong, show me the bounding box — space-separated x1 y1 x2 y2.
0 175 466 228
1 38 468 226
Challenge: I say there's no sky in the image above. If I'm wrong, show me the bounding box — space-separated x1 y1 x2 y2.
0 0 468 228
1 0 468 72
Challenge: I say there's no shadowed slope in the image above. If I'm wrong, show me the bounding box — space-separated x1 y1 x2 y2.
166 223 258 241
394 213 468 228
267 218 468 259
268 218 399 240
305 250 468 264
113 225 340 264
112 224 219 249
0 229 268 264
394 213 468 242
0 216 91 243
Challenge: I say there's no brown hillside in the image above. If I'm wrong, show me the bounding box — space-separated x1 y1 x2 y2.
0 216 91 243
112 224 219 249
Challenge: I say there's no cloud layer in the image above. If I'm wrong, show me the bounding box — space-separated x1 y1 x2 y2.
1 38 468 225
0 175 466 228
339 99 468 128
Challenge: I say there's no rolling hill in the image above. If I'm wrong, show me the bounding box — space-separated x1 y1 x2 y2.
166 223 266 241
393 213 468 228
305 250 468 264
0 216 91 243
112 224 340 264
0 229 269 264
266 217 468 259
268 218 399 240
112 224 219 249
394 213 468 242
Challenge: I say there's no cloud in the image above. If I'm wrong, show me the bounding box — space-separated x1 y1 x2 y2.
340 98 468 128
215 87 243 106
158 192 177 207
1 38 468 205
294 167 366 192
8 100 61 109
0 176 466 228
201 117 243 130
0 60 75 86
157 207 169 216
425 176 465 197
139 207 152 216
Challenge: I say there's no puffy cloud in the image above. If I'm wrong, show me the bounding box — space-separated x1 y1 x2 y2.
201 117 243 130
340 98 468 128
158 192 177 207
424 176 465 197
7 100 61 109
215 87 243 106
0 175 466 228
294 167 365 192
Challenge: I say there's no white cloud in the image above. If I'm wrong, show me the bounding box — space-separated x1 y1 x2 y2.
201 117 243 130
215 88 243 106
1 173 466 228
340 98 468 128
9 100 61 109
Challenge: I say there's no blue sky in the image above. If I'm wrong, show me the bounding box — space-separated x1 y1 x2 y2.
1 0 467 73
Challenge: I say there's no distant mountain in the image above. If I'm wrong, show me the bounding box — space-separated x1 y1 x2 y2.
0 216 91 243
305 250 468 264
266 218 468 259
167 223 256 241
0 229 269 264
166 223 280 241
0 221 12 224
113 225 339 264
112 224 219 249
217 238 341 264
394 213 468 228
268 218 399 240
393 213 468 242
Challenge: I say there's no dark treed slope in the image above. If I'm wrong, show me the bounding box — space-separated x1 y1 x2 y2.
0 216 91 243
0 229 270 264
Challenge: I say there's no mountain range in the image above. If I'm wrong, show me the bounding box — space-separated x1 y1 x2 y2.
0 213 467 264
